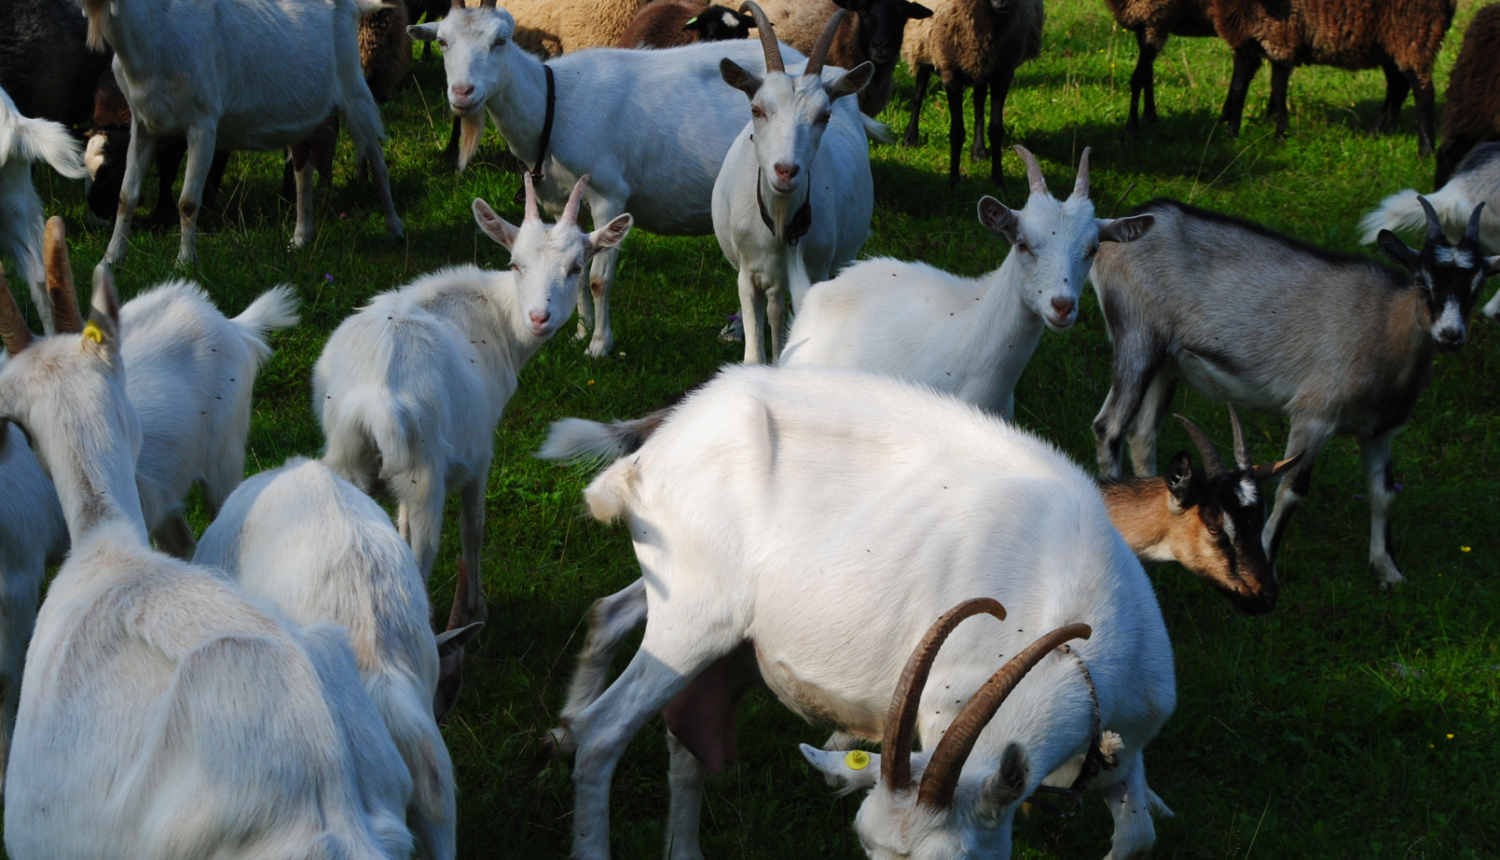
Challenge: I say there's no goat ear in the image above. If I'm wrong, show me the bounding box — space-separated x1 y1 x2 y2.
588 213 634 254
905 1 934 19
1165 450 1198 513
473 197 520 249
407 23 437 42
720 58 763 98
977 196 1020 243
826 61 875 101
1098 213 1154 244
799 744 880 792
978 742 1030 819
85 262 121 353
1376 230 1420 272
1251 452 1303 481
433 621 484 723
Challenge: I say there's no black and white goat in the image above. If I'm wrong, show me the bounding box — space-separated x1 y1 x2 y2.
1091 197 1498 588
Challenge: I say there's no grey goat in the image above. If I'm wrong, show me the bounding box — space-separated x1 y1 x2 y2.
1090 197 1497 588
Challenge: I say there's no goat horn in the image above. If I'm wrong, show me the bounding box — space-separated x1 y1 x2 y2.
1014 146 1049 199
1465 201 1485 245
450 0 460 8
561 173 591 226
1174 414 1226 479
740 2 784 74
1418 195 1443 243
1227 405 1251 472
881 598 1007 794
1070 147 1091 201
804 9 846 79
521 171 539 222
44 217 81 334
0 264 34 355
916 623 1091 809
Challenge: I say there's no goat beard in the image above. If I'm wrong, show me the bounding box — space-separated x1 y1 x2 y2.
83 0 109 51
457 113 485 173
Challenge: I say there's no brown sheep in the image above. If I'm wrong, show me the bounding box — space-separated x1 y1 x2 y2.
899 0 1045 188
1103 0 1218 134
1209 0 1458 154
1435 3 1500 187
360 1 413 104
616 2 756 49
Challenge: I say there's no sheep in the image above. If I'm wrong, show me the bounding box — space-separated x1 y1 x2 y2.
194 457 485 860
544 364 1176 860
0 262 415 860
0 0 112 128
87 0 403 266
0 86 85 336
1208 0 1458 154
750 0 933 116
781 147 1154 420
899 0 1045 187
361 1 414 103
1101 0 1217 134
1360 142 1500 254
410 3 816 358
616 2 756 49
1434 4 1500 188
713 4 875 363
1090 196 1499 588
315 174 632 625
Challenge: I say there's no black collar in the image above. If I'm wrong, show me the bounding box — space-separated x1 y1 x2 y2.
514 64 556 204
756 170 812 245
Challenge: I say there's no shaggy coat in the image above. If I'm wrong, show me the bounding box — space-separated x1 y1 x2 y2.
755 0 934 115
0 0 111 127
1102 0 1218 133
899 0 1045 186
617 2 756 49
474 0 651 57
1435 3 1500 186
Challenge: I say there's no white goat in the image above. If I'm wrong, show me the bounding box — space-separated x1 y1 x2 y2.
551 364 1176 860
0 84 85 334
409 2 813 357
713 4 875 363
316 174 632 623
195 457 485 860
780 147 1154 421
0 263 414 860
83 0 402 265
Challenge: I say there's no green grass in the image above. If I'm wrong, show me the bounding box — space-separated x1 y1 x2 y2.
14 0 1500 856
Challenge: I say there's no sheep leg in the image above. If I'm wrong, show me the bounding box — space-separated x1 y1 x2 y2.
1404 67 1436 157
664 731 709 860
943 76 966 188
1092 336 1167 478
1374 59 1410 135
1262 419 1331 567
1125 369 1176 478
1127 29 1162 135
584 197 626 358
987 65 1015 189
1360 430 1404 588
970 83 989 162
290 139 317 249
1267 61 1291 140
104 118 157 265
1101 753 1171 860
739 269 768 364
175 123 219 267
903 64 932 148
458 473 488 625
1218 46 1261 137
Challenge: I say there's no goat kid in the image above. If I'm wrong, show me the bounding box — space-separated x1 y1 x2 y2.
1092 196 1498 587
195 457 484 860
780 147 1153 421
714 3 875 363
547 365 1176 860
0 263 413 860
316 174 631 624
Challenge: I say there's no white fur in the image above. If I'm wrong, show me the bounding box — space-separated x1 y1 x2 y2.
1361 186 1499 255
557 365 1176 860
88 0 402 265
410 8 810 356
0 267 413 860
712 35 877 363
0 85 86 334
195 457 461 860
315 193 632 623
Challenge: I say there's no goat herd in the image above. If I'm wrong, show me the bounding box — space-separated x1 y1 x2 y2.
0 0 1497 857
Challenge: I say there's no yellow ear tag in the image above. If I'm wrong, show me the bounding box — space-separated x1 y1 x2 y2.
83 321 104 344
845 750 870 770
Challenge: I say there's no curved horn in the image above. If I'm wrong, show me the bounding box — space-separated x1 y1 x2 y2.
1465 201 1486 245
561 173 591 226
804 9 847 79
1175 414 1226 479
1227 405 1251 472
1014 146 1048 198
450 0 461 8
740 2 784 74
1418 196 1443 243
0 264 34 355
881 598 1007 794
44 217 81 334
520 171 539 222
1070 147 1091 201
916 623 1092 808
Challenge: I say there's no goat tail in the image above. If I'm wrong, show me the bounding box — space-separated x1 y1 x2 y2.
1360 185 1474 245
234 285 301 336
861 113 896 145
365 669 456 844
1 111 87 179
538 410 671 464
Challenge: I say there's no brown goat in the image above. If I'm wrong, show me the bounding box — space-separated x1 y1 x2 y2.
1209 0 1458 154
1435 3 1500 187
1103 0 1218 134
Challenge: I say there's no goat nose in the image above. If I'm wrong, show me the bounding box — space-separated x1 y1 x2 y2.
774 163 800 183
1050 297 1076 318
530 310 551 326
451 84 475 99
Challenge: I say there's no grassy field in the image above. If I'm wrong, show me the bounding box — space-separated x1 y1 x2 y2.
14 0 1500 857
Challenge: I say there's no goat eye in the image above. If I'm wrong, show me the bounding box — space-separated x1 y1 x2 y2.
492 37 505 48
437 38 448 49
1016 242 1032 255
568 264 582 276
751 105 766 120
511 265 523 275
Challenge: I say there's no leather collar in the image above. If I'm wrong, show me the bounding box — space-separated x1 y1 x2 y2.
756 170 812 245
